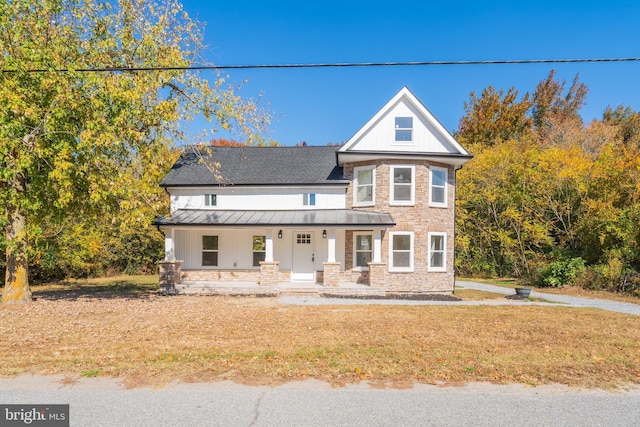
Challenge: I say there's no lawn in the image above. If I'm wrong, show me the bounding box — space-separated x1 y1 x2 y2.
0 276 638 389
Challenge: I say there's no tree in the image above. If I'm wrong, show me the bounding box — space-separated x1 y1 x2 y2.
0 0 268 303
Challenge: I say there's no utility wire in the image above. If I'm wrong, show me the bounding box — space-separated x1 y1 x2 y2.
2 57 640 73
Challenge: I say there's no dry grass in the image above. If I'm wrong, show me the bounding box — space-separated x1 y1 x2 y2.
0 276 638 389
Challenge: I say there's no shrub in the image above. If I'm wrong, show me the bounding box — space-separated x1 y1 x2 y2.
534 256 586 288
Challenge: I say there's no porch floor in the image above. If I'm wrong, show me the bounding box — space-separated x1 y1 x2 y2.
172 280 386 297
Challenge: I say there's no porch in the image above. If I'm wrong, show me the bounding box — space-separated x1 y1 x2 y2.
169 280 387 297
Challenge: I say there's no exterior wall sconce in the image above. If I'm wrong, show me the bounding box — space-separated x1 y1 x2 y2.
278 230 283 239
322 230 327 239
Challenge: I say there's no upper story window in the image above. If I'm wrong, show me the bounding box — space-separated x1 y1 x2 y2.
395 117 413 142
429 166 448 207
303 193 316 206
354 165 375 206
204 194 217 207
390 165 415 205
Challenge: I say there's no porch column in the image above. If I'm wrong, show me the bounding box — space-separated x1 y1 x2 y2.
265 230 274 262
164 227 175 261
373 229 382 262
327 229 336 262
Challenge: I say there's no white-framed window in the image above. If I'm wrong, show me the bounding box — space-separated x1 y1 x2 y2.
204 194 217 207
202 235 219 266
428 232 447 272
390 165 415 205
354 165 375 206
353 232 373 269
389 232 414 272
429 166 448 207
303 193 316 206
252 235 266 267
395 117 413 142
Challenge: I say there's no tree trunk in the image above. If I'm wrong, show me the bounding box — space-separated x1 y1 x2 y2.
2 172 31 303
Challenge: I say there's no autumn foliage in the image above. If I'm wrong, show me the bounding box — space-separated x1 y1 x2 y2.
456 70 640 296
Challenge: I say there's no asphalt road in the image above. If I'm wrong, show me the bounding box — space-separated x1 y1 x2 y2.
1 375 639 426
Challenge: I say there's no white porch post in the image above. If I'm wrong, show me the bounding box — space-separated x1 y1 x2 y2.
265 230 274 262
373 229 382 262
164 227 175 261
327 229 336 262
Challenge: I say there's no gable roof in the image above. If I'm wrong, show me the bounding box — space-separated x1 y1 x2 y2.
160 146 347 187
338 87 472 167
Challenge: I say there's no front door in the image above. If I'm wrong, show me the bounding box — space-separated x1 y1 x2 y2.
291 231 315 281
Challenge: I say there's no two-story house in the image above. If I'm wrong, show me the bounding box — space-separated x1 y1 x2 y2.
154 87 472 294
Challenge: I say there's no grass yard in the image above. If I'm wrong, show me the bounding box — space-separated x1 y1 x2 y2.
0 276 638 389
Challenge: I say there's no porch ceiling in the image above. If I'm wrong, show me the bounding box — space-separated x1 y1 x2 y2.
154 209 395 228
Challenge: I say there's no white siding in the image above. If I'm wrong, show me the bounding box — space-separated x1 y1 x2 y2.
170 186 347 212
344 99 459 154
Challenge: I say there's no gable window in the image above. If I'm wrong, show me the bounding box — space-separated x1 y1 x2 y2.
354 165 375 206
428 232 447 272
204 194 217 207
389 232 414 272
354 233 373 269
202 235 219 266
390 165 415 205
303 193 316 206
395 117 413 142
430 166 448 207
253 235 266 267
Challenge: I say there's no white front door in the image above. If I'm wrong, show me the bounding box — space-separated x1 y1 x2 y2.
291 231 315 281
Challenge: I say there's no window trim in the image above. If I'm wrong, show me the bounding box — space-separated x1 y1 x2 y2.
389 231 414 272
252 235 266 267
428 232 447 272
429 166 448 207
389 165 415 206
202 235 219 267
394 116 413 143
353 165 376 207
353 232 373 270
204 194 217 207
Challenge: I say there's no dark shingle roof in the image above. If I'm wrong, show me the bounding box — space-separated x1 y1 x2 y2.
160 146 347 187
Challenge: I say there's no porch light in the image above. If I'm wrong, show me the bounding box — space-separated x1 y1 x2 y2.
322 230 327 239
278 230 283 239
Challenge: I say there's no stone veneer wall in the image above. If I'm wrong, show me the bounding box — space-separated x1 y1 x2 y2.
343 159 456 292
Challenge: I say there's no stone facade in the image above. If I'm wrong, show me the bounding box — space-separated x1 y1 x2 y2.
259 261 280 287
159 260 183 294
343 159 456 293
322 262 341 286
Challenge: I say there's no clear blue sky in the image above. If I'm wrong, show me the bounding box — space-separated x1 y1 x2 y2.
179 0 640 146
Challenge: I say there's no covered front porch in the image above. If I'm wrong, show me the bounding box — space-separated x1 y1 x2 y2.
155 208 395 292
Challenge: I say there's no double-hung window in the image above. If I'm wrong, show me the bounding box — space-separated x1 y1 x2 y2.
428 232 447 271
395 117 413 142
354 233 373 269
202 235 219 266
354 166 375 206
252 236 266 267
390 165 415 205
429 166 448 207
389 232 414 272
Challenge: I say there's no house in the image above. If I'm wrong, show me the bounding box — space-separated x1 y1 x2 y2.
154 87 472 294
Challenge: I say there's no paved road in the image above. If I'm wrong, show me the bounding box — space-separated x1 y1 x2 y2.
0 375 639 426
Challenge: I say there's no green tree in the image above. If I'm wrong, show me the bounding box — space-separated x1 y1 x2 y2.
0 0 267 303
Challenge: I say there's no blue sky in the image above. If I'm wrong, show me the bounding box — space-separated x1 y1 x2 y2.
179 0 640 146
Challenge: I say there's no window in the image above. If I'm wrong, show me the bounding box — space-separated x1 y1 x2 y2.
390 165 415 205
202 235 218 266
354 233 373 268
389 232 413 272
252 235 266 267
395 117 413 142
354 166 375 205
204 194 217 207
430 166 448 207
303 193 316 206
428 232 447 271
296 233 311 244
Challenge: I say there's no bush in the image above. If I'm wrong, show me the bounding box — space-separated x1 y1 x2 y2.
575 260 640 297
533 256 586 288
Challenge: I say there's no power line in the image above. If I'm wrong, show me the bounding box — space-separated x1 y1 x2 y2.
2 57 640 73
